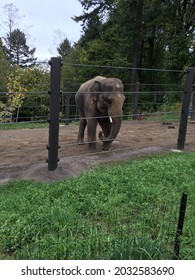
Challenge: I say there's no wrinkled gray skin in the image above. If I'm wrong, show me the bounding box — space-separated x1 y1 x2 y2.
75 76 125 150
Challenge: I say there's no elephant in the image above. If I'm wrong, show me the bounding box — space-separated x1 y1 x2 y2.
75 76 125 150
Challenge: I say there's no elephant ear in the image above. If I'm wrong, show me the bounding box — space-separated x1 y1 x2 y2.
89 80 101 101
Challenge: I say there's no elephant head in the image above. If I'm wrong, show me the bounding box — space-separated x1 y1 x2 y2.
90 77 125 145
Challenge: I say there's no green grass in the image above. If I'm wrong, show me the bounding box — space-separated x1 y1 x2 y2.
0 122 48 130
0 113 180 130
0 152 194 260
146 112 180 122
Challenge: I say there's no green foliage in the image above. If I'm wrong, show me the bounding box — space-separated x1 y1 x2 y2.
6 66 28 120
0 65 50 122
0 153 194 259
57 38 72 58
0 101 6 122
72 0 195 78
4 28 37 67
58 0 194 115
0 40 9 93
13 66 50 121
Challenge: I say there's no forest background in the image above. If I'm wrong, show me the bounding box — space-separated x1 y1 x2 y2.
0 0 195 122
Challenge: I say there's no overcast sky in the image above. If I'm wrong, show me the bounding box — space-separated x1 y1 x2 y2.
0 0 83 60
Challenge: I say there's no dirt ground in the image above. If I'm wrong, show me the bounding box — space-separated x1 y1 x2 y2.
1 120 195 185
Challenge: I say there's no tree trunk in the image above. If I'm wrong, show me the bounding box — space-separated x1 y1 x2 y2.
130 0 143 117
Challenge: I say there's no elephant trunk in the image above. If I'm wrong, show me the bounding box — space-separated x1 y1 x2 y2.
99 114 122 144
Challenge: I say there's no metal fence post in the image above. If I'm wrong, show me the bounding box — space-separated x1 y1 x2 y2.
65 81 71 125
177 68 195 150
191 89 195 120
173 192 188 260
47 57 62 171
133 81 140 119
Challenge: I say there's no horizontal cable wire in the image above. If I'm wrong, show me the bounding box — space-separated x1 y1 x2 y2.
63 63 186 73
60 111 181 122
58 140 179 160
0 90 184 96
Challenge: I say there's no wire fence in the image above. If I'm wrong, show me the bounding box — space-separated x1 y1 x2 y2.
0 59 195 172
0 59 188 125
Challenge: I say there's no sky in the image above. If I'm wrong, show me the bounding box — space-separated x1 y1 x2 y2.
0 0 83 61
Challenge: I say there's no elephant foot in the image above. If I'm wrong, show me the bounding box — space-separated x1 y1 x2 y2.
88 142 96 152
77 138 84 145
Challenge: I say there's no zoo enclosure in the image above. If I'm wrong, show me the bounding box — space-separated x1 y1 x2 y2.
47 57 195 170
0 58 195 171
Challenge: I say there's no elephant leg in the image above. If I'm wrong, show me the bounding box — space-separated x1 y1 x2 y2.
98 117 112 150
77 113 87 144
87 118 98 149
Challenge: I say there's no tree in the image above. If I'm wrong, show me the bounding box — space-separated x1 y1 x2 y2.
6 66 27 121
69 0 195 113
0 38 10 121
1 3 23 60
0 38 9 90
57 38 72 58
162 0 195 70
129 0 143 111
1 3 36 67
5 65 49 122
2 3 23 33
74 0 195 70
4 28 37 67
73 0 115 44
